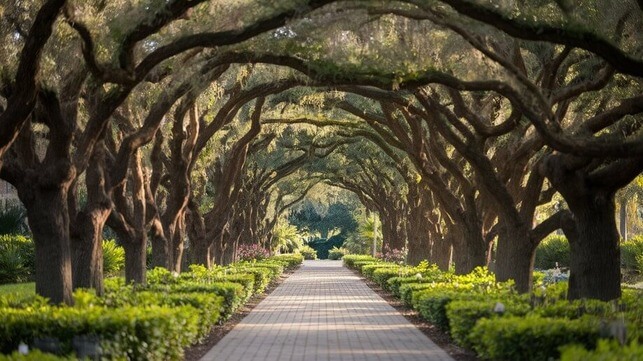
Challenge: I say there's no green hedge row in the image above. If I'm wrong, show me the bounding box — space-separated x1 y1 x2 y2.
0 254 304 360
346 256 643 361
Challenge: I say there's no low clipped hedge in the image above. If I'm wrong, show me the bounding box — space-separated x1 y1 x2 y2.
270 254 304 270
228 267 272 293
0 350 73 360
560 340 643 361
0 305 199 360
446 299 531 349
470 315 601 361
342 255 377 269
372 266 414 290
163 282 245 321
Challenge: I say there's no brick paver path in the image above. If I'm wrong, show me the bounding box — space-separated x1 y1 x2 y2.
200 260 454 361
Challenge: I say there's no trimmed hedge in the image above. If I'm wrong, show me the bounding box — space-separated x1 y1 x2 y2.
270 254 304 269
0 305 199 360
560 340 643 361
446 299 531 348
0 350 73 360
342 255 377 269
470 315 600 361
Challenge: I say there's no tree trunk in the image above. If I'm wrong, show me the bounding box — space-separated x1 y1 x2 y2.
619 198 628 241
122 233 147 285
566 197 621 300
544 156 623 301
494 223 536 293
149 219 170 269
71 208 109 295
171 213 186 272
24 187 73 304
433 236 452 271
450 222 486 275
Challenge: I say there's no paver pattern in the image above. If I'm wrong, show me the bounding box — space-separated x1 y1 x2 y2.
201 260 455 361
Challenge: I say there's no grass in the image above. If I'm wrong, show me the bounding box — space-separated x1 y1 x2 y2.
0 282 35 296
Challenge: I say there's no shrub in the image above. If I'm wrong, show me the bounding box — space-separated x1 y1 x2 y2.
361 262 397 278
446 299 531 349
237 244 269 261
164 282 245 321
328 246 348 260
342 254 377 268
269 253 304 269
534 234 570 269
0 305 200 360
297 245 317 260
0 350 73 360
228 267 271 293
560 339 643 361
378 245 407 263
147 267 179 285
469 315 600 361
101 239 124 276
621 236 643 272
0 235 34 284
0 206 27 235
372 266 414 290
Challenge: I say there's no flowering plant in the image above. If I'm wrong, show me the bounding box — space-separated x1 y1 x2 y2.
378 245 407 264
237 244 270 261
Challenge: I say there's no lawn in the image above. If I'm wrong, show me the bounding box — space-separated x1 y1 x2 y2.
0 282 35 296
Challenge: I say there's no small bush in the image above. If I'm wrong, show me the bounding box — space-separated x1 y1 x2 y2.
0 350 73 360
269 253 304 269
102 239 124 276
621 236 643 272
446 299 531 349
0 235 34 284
328 246 348 260
372 266 413 290
298 245 317 260
0 305 200 360
342 254 377 268
535 235 570 269
237 244 270 261
228 267 271 293
470 315 600 361
560 339 643 361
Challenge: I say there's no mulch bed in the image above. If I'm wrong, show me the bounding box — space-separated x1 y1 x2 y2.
183 267 297 361
354 270 480 361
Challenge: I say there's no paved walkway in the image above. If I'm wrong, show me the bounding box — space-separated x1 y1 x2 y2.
200 260 454 361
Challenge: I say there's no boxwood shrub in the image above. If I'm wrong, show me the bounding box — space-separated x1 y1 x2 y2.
342 255 377 269
446 299 531 349
469 315 600 361
560 339 643 361
0 305 199 360
269 254 304 269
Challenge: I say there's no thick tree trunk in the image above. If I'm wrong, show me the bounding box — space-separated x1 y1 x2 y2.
494 223 536 293
122 234 147 285
450 223 486 275
24 187 73 304
619 199 628 241
149 220 170 269
71 208 109 295
544 156 624 301
171 213 186 272
432 236 452 271
566 198 621 300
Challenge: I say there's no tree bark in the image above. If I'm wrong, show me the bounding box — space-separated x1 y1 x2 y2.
619 198 628 241
122 233 147 284
25 187 73 304
565 195 621 300
71 207 109 295
450 219 486 274
494 223 536 293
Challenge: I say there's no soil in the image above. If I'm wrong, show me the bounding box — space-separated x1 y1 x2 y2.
183 265 479 361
